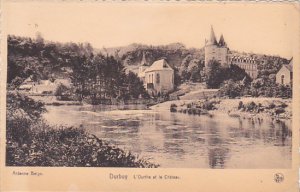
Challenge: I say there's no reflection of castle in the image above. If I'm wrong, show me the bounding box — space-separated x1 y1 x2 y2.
205 26 258 79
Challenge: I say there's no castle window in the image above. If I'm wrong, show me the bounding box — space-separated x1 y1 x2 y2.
156 73 160 84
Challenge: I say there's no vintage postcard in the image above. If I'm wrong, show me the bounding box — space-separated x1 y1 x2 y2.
0 1 299 191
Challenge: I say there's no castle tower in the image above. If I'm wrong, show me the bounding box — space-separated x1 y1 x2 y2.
204 26 229 68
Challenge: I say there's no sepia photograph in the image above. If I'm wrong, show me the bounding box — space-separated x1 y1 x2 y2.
3 1 297 171
2 1 300 192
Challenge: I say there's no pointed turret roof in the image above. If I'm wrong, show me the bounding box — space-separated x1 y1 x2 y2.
141 52 148 66
218 34 226 47
208 26 218 45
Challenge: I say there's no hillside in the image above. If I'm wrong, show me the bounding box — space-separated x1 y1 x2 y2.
99 42 205 68
7 35 289 87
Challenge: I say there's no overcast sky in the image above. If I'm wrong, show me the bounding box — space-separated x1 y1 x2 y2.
5 2 299 58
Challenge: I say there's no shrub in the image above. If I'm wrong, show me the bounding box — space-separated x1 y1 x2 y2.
6 127 159 167
238 101 244 110
202 101 215 110
244 101 257 112
170 103 177 108
54 83 72 101
6 92 46 144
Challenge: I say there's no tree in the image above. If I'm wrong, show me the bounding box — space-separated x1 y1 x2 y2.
126 71 147 99
206 60 224 88
219 79 243 98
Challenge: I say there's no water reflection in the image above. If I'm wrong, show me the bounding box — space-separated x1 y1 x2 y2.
44 105 292 168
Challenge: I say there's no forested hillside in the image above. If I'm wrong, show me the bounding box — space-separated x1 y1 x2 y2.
8 34 289 87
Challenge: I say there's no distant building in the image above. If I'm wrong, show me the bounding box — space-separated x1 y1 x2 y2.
228 56 258 79
18 76 36 91
204 26 259 79
18 77 71 94
276 58 293 86
141 59 174 96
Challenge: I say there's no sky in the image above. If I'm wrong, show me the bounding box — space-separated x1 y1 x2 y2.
4 2 299 58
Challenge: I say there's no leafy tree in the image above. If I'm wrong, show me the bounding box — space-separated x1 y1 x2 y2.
125 71 147 99
206 60 224 88
219 79 243 98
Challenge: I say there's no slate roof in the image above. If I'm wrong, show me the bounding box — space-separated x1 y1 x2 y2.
207 26 218 45
144 59 173 73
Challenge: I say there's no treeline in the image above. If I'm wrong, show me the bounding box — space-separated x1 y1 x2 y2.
70 54 147 101
219 75 292 99
204 60 292 98
7 35 147 101
8 34 93 84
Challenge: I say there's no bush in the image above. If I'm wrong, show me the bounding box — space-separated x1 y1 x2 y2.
202 100 215 110
170 103 177 108
54 83 73 101
244 101 257 112
6 92 46 144
238 101 244 110
6 127 159 167
219 79 243 98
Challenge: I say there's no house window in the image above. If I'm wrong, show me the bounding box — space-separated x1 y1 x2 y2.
281 75 285 84
156 73 160 84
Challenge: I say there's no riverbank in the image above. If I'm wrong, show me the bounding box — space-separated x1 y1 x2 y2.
7 123 159 167
27 95 82 106
152 97 292 121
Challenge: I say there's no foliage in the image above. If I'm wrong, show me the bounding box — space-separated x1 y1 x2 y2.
125 71 148 99
7 35 94 84
206 61 250 89
6 92 158 167
7 35 148 102
205 61 224 88
54 83 73 101
219 75 292 98
219 79 244 98
6 92 46 144
6 127 158 167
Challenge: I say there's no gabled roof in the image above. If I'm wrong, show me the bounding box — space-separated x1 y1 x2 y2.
282 58 293 72
144 59 173 73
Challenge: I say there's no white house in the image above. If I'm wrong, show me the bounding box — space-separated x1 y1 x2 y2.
276 58 293 86
143 59 174 96
18 77 72 94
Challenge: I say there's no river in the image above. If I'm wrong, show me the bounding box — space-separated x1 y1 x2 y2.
43 104 292 168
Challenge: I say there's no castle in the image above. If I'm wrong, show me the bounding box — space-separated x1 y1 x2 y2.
205 26 258 79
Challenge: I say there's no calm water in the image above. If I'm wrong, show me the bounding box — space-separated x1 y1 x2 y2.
44 104 292 168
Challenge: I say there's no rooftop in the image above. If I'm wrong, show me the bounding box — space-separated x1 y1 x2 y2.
144 59 173 73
